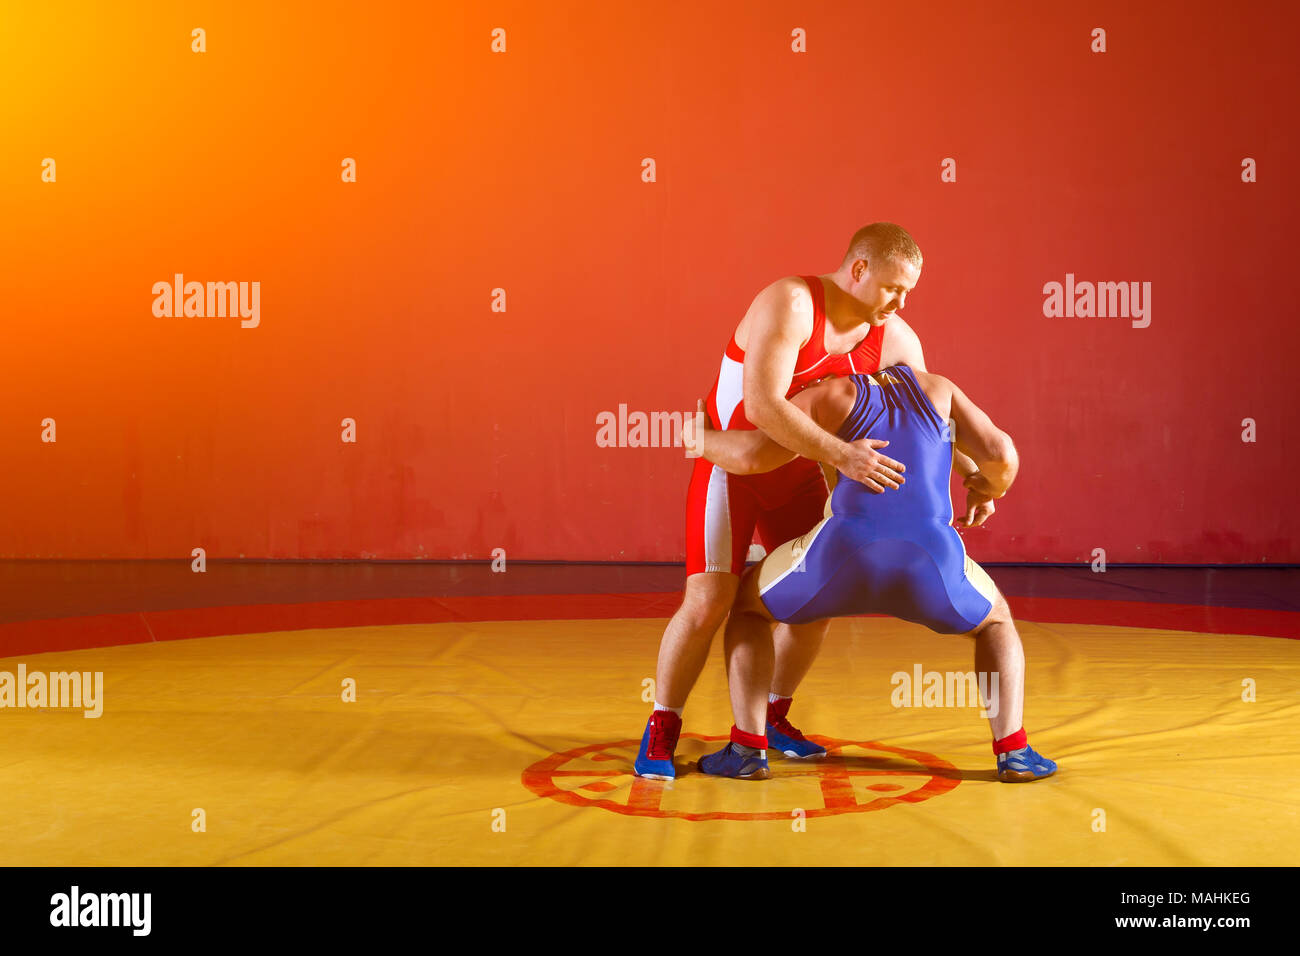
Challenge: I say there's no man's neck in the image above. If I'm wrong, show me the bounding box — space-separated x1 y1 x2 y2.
820 272 875 330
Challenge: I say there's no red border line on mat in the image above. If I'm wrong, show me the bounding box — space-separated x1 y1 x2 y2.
0 592 1294 658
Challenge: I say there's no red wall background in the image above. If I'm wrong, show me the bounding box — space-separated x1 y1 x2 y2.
1 1 1296 563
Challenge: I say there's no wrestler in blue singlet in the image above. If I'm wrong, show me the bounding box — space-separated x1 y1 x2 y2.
758 365 995 633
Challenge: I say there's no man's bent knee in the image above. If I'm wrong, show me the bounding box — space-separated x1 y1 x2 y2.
730 566 774 620
676 572 739 631
971 590 1012 635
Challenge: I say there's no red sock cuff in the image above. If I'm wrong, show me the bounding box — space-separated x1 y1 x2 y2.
731 726 768 750
993 727 1027 755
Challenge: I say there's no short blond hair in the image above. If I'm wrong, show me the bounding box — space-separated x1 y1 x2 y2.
840 223 922 270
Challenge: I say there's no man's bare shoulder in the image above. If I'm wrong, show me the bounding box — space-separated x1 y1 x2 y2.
791 373 858 432
736 276 817 348
910 368 954 418
880 313 925 367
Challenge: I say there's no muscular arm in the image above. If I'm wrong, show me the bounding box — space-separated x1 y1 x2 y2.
690 417 797 476
884 315 980 480
690 381 853 475
949 380 1018 497
741 281 854 469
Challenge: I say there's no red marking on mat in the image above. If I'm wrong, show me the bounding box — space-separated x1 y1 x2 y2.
549 770 621 777
627 777 666 812
580 781 618 793
1003 596 1300 639
521 734 960 821
2 592 1295 658
815 755 859 809
0 592 680 657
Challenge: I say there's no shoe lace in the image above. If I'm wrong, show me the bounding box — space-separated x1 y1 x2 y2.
647 713 679 759
769 711 806 741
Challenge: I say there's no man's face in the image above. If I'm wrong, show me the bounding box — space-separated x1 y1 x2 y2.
853 258 921 326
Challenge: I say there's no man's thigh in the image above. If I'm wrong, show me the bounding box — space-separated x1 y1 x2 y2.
685 457 762 576
753 514 840 624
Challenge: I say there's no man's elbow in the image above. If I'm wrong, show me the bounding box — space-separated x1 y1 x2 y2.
988 432 1017 468
703 435 773 476
731 457 766 476
733 442 785 476
985 433 1019 488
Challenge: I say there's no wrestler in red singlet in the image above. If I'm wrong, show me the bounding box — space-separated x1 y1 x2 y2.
635 224 936 782
687 275 885 576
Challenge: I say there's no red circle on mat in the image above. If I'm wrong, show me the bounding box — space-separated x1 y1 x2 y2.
521 733 959 821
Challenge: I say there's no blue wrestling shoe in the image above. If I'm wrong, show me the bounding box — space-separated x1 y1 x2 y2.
766 697 827 759
997 745 1058 782
633 710 682 780
698 743 771 779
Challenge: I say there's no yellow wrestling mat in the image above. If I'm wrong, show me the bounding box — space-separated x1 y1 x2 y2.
1 617 1296 866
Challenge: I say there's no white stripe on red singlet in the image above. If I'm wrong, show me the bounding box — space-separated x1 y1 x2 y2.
703 463 733 572
715 355 744 429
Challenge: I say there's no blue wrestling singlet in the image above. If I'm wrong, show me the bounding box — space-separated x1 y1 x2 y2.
756 365 998 633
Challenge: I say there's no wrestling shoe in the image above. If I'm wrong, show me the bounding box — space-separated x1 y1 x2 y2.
997 745 1058 782
698 743 771 780
633 710 682 780
766 697 827 758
